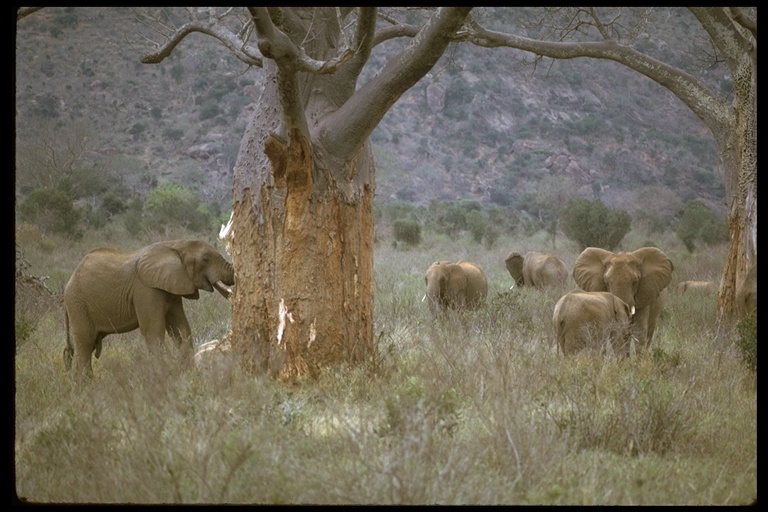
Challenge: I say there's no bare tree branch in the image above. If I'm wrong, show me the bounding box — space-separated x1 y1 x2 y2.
462 10 730 136
17 7 43 21
139 12 262 66
322 7 472 159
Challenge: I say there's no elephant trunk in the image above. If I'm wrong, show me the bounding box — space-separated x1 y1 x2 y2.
214 260 235 299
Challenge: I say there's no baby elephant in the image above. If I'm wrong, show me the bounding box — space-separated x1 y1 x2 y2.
677 280 718 294
553 291 635 356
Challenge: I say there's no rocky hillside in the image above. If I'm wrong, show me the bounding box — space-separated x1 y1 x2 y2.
15 7 728 221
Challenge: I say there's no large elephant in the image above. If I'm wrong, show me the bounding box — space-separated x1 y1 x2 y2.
63 239 235 377
553 291 635 355
504 251 568 289
572 247 673 349
424 260 488 316
676 280 718 294
735 262 756 318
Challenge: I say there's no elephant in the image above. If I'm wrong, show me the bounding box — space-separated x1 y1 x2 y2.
572 247 673 349
553 291 635 355
735 262 756 318
63 239 235 377
424 260 488 316
504 251 569 289
676 280 718 294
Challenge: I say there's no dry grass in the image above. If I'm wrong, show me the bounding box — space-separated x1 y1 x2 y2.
15 229 755 504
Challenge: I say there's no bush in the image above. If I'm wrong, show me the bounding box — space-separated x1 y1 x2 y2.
559 198 631 250
735 313 756 373
18 187 82 238
466 210 486 244
675 200 729 252
143 182 212 233
393 219 421 246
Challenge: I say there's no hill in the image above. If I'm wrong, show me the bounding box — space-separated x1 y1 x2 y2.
15 7 728 225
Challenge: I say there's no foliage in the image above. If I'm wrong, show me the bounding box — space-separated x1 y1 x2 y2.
559 198 631 250
675 200 729 253
142 181 213 233
18 187 83 238
466 210 486 244
735 313 756 373
393 219 422 246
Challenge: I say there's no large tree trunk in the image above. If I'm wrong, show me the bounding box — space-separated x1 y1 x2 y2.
228 65 375 381
715 48 757 322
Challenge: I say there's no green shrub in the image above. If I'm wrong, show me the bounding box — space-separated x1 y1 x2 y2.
466 210 486 244
393 219 422 246
143 182 212 233
18 187 82 238
735 313 756 373
675 200 729 252
559 198 631 250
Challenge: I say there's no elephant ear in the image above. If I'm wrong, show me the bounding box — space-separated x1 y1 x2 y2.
137 243 197 296
634 247 674 308
504 252 525 286
573 247 613 292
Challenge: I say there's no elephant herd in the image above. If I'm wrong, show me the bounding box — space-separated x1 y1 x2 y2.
60 237 756 377
424 246 755 357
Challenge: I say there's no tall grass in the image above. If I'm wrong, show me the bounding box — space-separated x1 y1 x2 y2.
15 228 755 504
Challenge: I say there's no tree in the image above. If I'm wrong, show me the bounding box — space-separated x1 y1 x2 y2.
559 198 631 251
460 7 755 321
134 7 473 381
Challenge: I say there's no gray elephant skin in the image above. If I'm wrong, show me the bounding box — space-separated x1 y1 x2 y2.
735 262 756 318
424 260 488 316
63 239 235 377
677 280 718 294
505 251 568 289
553 291 635 355
572 247 673 349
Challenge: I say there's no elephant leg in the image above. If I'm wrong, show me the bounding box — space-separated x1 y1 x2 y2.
166 299 194 366
69 323 97 378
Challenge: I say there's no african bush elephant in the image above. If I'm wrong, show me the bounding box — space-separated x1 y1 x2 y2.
735 262 756 318
63 239 235 377
553 291 635 355
504 251 569 289
424 260 488 316
676 280 718 294
572 247 673 349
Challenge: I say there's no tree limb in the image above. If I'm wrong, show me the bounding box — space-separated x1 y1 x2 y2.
322 7 472 159
140 18 262 66
462 11 731 138
17 7 43 21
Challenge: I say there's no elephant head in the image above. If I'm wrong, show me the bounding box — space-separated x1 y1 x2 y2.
505 251 568 289
572 247 673 348
63 239 235 377
553 290 635 356
424 260 488 317
137 239 234 300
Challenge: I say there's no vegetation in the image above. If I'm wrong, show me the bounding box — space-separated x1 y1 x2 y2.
558 199 632 251
14 225 755 505
393 219 422 247
675 200 730 253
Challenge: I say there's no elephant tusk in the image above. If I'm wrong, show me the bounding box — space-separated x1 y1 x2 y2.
422 294 426 302
213 280 233 299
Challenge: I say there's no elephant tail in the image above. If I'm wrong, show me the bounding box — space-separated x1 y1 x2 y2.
63 310 74 371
